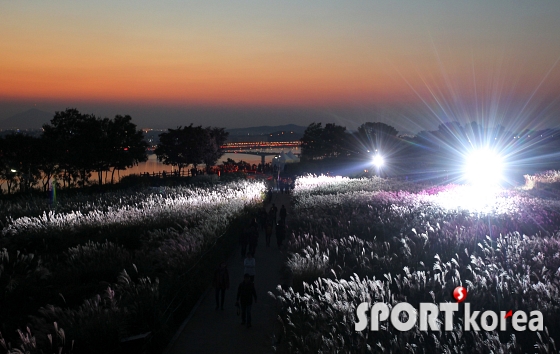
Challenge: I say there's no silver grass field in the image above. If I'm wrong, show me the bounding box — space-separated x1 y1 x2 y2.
272 175 560 353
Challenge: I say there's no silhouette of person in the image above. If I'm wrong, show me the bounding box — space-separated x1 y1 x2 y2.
265 218 273 247
276 220 286 248
239 227 249 258
244 252 255 283
279 205 287 223
213 262 229 310
236 274 257 328
270 203 278 224
248 218 259 256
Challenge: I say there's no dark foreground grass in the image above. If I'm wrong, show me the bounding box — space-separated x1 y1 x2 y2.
0 181 263 354
1 208 258 354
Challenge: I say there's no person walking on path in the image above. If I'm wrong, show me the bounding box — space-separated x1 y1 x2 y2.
258 206 267 231
243 252 256 283
276 220 286 248
270 204 278 225
213 262 229 310
236 274 257 328
265 218 273 247
279 204 287 223
266 189 273 204
248 219 259 256
239 226 249 258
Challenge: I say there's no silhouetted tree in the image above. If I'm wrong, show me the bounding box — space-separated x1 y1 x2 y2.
0 163 17 194
0 136 18 194
155 125 206 175
466 121 483 147
42 109 148 187
106 115 148 184
437 121 464 143
0 134 41 193
35 135 60 192
354 122 399 154
90 117 112 186
322 123 347 158
301 123 324 161
357 122 398 139
301 122 349 161
43 108 97 187
201 127 229 173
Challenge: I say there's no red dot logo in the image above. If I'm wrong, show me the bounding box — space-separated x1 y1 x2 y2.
453 286 467 303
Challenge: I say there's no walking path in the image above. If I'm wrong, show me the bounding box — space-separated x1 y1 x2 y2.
165 192 291 354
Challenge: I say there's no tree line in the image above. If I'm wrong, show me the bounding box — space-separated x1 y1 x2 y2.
154 125 228 175
299 120 560 174
300 121 399 161
0 108 228 194
299 120 545 162
0 108 148 193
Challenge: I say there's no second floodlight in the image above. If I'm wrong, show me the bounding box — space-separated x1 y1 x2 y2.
373 154 384 168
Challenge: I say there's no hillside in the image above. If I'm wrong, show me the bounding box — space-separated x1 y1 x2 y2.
0 109 53 129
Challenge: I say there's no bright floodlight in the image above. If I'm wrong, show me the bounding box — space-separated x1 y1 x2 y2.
464 148 503 186
373 154 384 168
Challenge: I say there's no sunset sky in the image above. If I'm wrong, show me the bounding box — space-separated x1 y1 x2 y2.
1 0 560 132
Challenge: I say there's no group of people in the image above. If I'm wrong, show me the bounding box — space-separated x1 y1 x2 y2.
240 203 287 255
212 198 289 329
277 177 293 194
239 219 259 257
213 255 258 329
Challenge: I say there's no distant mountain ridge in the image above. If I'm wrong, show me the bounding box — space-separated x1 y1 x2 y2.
225 124 306 142
0 108 415 139
0 109 53 129
226 124 306 136
0 109 307 133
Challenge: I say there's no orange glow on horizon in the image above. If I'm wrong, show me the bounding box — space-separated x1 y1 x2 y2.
0 65 419 107
0 25 434 107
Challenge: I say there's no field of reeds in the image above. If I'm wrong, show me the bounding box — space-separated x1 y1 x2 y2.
0 180 265 354
273 175 560 353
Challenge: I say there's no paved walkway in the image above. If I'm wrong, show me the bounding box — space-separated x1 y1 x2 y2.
165 192 291 354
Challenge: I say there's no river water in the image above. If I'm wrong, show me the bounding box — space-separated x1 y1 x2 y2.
121 153 263 177
0 149 299 192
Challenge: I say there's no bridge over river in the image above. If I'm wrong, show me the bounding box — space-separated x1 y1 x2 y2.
220 141 302 166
